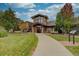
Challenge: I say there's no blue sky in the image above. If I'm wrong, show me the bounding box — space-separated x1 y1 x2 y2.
0 3 79 22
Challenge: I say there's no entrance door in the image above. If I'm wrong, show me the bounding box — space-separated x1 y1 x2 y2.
37 27 41 33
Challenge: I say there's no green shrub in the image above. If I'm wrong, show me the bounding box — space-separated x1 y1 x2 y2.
0 31 7 37
0 26 8 37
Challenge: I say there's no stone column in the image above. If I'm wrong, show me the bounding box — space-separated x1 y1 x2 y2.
52 28 54 32
42 27 44 33
33 27 37 33
32 27 34 33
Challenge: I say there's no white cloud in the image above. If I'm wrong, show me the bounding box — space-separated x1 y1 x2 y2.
38 9 49 14
16 3 77 21
9 3 36 8
14 3 79 22
21 4 65 21
26 12 35 17
72 3 79 17
72 3 79 9
29 9 36 11
44 4 64 20
15 12 21 18
15 12 33 22
15 12 26 18
26 19 33 22
26 9 49 18
47 4 64 11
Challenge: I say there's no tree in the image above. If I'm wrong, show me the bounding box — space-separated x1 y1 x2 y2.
56 3 74 34
63 17 72 33
61 3 73 33
0 11 5 26
19 22 29 32
1 8 18 32
0 8 23 32
55 12 63 33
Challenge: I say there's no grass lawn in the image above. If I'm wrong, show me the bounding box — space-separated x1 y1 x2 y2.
48 34 79 42
66 46 79 56
48 33 79 56
0 32 38 56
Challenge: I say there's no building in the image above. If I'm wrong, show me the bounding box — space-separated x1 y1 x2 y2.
18 21 32 32
31 14 55 33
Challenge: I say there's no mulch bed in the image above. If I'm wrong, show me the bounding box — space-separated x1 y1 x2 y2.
59 41 79 46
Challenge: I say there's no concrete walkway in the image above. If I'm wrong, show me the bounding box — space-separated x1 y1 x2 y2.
33 33 73 56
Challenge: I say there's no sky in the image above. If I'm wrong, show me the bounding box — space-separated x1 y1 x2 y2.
0 3 79 22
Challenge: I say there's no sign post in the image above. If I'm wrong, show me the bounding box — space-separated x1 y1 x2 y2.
69 30 76 44
73 34 75 44
68 33 70 42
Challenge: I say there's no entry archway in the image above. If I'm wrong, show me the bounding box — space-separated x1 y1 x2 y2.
36 26 42 33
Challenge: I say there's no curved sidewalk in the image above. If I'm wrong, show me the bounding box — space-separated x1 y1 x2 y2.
33 33 73 56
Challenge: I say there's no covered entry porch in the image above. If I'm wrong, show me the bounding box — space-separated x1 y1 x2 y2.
32 24 54 33
32 24 46 33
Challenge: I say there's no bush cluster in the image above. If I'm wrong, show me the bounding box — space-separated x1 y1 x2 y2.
0 26 8 37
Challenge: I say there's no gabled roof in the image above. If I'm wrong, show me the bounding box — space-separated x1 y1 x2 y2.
31 14 48 19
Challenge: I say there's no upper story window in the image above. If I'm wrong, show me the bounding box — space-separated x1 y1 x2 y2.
35 17 41 23
31 14 48 24
34 17 47 24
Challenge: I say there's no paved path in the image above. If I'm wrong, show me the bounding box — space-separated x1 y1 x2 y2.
33 33 73 56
